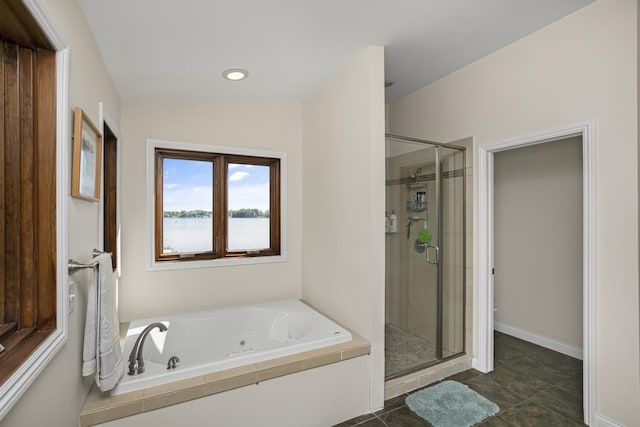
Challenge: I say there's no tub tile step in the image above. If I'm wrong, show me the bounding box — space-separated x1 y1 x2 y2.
80 400 143 427
256 361 303 382
205 371 259 395
142 385 205 412
144 375 204 398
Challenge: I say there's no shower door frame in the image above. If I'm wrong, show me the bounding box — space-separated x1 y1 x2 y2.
385 134 467 379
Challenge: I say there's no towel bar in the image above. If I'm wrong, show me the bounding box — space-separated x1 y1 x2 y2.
68 249 110 275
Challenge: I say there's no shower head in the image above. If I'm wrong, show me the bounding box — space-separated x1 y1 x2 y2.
410 167 422 179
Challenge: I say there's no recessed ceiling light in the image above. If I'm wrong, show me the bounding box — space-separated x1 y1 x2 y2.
223 68 249 81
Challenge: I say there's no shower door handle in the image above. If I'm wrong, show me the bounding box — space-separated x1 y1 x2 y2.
426 244 439 264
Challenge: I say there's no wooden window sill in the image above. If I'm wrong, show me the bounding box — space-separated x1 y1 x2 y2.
0 329 53 385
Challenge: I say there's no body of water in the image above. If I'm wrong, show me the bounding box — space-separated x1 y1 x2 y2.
163 217 270 253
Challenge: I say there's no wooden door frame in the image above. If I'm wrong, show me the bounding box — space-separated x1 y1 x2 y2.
98 103 121 277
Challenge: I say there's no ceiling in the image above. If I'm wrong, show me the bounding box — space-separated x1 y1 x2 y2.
79 0 594 103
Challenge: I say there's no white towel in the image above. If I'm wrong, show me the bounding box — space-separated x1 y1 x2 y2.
82 253 124 391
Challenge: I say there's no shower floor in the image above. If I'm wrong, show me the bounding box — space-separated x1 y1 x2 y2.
385 323 453 378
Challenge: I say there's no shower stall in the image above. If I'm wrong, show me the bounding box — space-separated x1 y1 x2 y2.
385 134 466 379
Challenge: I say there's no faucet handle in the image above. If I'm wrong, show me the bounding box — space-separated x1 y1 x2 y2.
167 356 180 370
128 360 139 376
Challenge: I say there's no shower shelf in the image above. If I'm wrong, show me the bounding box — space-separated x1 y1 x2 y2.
406 202 427 212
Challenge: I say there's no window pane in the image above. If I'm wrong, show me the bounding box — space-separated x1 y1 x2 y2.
162 158 213 254
227 163 270 250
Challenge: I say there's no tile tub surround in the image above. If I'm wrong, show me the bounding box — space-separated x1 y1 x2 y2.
80 335 370 426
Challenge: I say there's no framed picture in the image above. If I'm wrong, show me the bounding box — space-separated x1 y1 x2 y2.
72 108 103 201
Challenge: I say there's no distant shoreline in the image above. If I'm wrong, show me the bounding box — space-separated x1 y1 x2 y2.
163 209 269 219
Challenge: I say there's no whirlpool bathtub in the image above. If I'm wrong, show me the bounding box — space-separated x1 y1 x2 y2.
110 299 352 395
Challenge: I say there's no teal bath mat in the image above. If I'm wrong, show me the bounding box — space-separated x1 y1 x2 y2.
406 380 499 427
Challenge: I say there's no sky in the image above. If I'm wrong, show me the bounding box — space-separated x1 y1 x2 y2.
163 159 270 212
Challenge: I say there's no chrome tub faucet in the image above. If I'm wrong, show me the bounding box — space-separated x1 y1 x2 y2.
127 322 168 376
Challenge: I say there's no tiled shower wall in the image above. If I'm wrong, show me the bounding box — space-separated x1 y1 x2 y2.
441 150 464 354
440 137 473 356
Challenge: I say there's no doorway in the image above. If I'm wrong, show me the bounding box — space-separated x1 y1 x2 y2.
475 122 596 425
103 122 118 270
494 137 583 359
99 102 121 277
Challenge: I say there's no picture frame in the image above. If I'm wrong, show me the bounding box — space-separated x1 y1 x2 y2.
71 108 103 201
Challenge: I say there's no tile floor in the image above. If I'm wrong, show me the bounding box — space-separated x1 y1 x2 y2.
335 331 584 426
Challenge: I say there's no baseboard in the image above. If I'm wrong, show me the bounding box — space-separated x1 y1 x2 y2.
494 322 583 360
595 414 625 427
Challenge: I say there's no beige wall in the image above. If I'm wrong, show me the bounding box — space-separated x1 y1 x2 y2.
0 0 121 425
118 102 302 321
302 46 386 409
494 137 583 349
388 0 639 424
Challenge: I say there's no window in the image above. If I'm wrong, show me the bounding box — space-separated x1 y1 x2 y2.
154 147 281 264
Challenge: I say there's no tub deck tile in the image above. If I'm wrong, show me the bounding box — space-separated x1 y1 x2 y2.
142 375 206 411
82 387 143 413
256 360 303 382
142 384 205 412
204 363 257 382
302 351 342 370
342 344 371 360
80 399 143 427
254 352 308 369
144 375 205 398
204 370 259 396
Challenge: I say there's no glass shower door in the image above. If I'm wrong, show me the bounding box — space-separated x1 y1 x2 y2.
385 135 465 379
385 142 440 377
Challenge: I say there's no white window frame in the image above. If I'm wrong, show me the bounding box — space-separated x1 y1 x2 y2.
146 139 287 271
